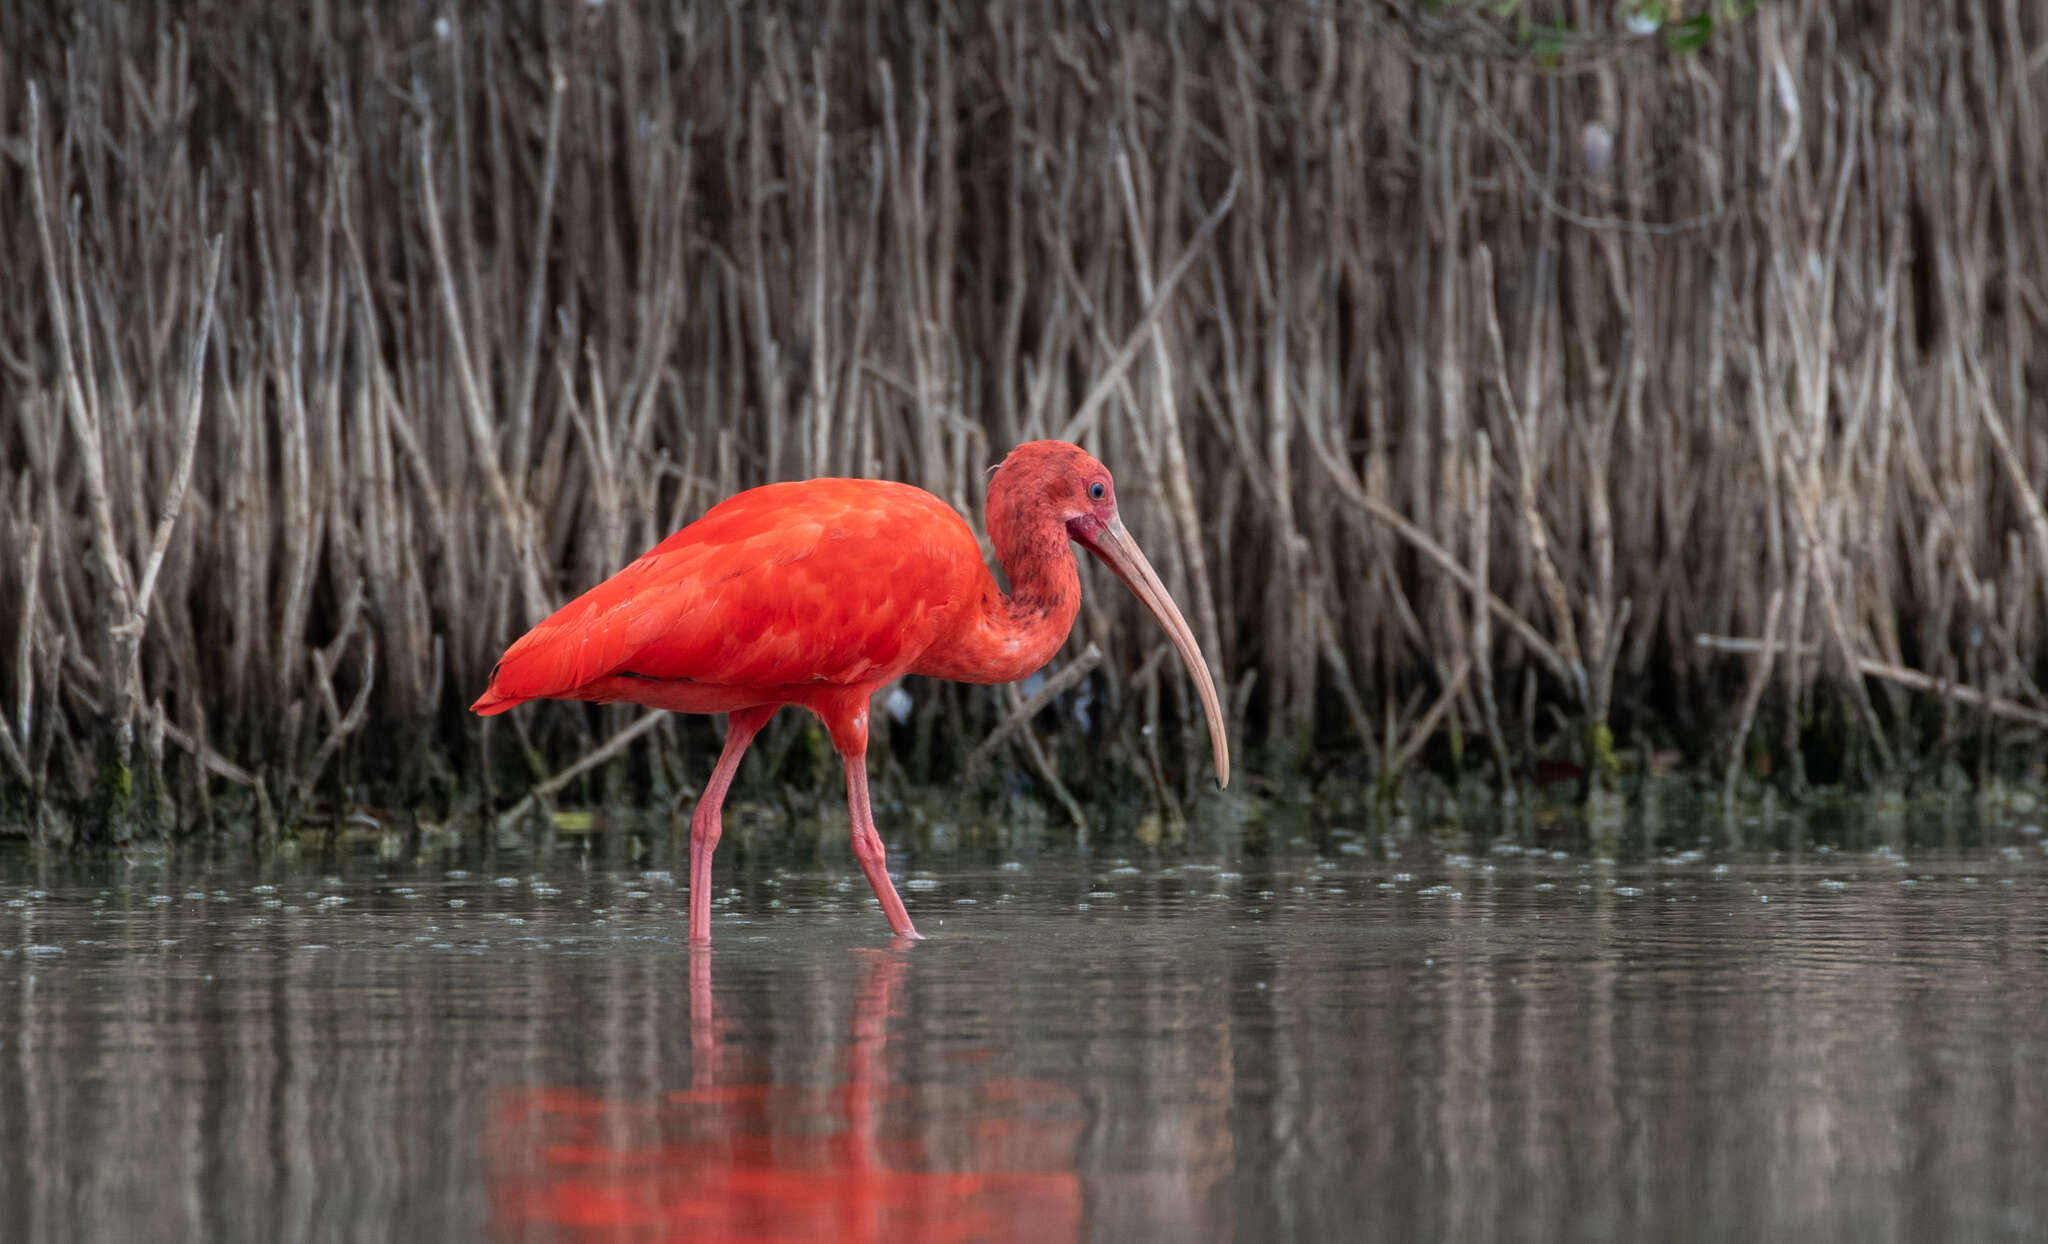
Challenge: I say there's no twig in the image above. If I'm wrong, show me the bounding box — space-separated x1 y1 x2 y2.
495 710 669 828
131 236 224 630
1450 61 1724 237
151 705 260 789
27 85 135 616
1698 633 2048 731
1478 245 1586 703
1306 431 1574 688
14 520 42 772
418 126 551 621
0 708 26 787
1058 169 1240 444
966 642 1103 779
1966 355 2048 627
1388 656 1474 780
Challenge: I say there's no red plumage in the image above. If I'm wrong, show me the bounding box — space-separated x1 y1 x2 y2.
473 479 992 715
472 441 1228 943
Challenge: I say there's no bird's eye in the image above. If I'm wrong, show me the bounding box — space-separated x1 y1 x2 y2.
1088 481 1106 501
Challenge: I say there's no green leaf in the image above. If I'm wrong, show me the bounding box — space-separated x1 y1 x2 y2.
1664 13 1715 53
1528 24 1571 63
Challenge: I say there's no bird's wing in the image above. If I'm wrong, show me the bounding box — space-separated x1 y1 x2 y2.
477 480 983 709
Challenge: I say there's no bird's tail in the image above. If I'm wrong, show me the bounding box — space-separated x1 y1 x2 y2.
470 663 527 716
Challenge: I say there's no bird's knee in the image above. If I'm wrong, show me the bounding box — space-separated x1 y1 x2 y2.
690 804 723 851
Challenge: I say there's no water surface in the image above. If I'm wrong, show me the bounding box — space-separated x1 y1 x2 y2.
2 807 2045 1241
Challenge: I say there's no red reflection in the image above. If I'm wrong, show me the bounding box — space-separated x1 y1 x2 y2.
490 949 1082 1243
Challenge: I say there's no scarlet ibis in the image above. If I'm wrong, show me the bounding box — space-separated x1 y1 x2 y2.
472 440 1229 941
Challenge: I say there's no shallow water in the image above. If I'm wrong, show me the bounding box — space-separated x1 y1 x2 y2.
1 809 2046 1242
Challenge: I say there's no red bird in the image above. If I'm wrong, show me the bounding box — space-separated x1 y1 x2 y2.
472 441 1229 941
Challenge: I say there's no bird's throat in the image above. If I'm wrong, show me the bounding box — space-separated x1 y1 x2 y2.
914 541 1081 686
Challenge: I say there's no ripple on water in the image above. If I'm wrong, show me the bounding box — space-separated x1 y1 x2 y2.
0 825 2041 1242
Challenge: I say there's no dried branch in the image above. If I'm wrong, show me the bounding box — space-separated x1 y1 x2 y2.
966 643 1104 779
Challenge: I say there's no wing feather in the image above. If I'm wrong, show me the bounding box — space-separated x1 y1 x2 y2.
474 480 983 712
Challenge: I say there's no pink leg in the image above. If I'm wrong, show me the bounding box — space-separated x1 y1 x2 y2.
689 705 775 944
843 752 922 939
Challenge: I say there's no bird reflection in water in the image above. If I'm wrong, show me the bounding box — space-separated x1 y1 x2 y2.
488 949 1084 1241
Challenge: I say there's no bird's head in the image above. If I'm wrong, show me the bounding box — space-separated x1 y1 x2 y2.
987 440 1118 539
988 441 1230 787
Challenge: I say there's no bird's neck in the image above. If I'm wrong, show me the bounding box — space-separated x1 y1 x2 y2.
917 525 1081 686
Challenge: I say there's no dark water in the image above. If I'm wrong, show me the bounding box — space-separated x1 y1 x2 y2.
2 807 2046 1242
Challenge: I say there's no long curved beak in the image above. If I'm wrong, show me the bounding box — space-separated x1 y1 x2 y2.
1079 516 1231 788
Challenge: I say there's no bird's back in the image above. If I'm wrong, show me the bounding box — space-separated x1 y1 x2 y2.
473 478 987 714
